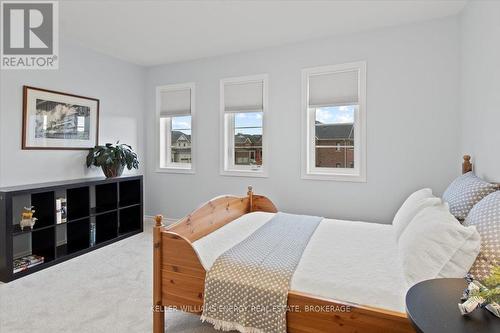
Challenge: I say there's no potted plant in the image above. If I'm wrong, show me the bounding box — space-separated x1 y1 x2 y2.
459 266 500 317
471 266 500 305
86 142 139 178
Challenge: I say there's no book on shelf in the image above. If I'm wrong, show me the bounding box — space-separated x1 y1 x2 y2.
13 255 44 273
56 197 67 224
90 221 96 247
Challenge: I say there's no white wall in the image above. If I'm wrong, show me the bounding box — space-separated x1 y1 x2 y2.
460 1 500 182
145 17 461 223
0 39 145 187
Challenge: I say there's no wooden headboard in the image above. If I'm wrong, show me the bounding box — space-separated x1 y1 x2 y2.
162 186 277 242
462 155 473 174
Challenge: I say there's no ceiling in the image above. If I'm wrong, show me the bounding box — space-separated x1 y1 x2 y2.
60 0 467 66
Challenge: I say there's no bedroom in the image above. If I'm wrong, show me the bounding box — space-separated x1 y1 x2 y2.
0 0 499 332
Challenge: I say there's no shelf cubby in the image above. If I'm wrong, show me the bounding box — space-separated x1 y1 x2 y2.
56 224 67 257
11 194 31 225
13 233 31 260
96 211 118 244
119 205 141 234
67 187 90 221
67 219 90 254
32 227 55 263
31 191 55 229
95 183 118 213
119 179 141 207
56 245 68 257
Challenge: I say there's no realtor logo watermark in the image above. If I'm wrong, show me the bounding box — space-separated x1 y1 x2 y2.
1 1 59 69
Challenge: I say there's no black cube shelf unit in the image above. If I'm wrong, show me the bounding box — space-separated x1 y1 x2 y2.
0 175 143 282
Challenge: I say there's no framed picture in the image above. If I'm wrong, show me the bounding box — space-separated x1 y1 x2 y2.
22 86 99 150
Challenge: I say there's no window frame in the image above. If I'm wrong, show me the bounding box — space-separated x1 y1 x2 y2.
220 74 269 178
155 82 196 174
301 62 367 182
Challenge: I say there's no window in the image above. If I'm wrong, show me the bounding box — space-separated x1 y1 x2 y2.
302 62 366 181
156 83 195 173
220 75 268 177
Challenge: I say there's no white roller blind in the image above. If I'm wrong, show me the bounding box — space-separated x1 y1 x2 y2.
224 81 263 113
308 70 359 107
160 88 191 117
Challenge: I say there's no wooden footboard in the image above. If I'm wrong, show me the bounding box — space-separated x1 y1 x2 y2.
153 187 414 333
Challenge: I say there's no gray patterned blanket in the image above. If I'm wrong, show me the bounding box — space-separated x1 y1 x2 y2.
201 212 322 333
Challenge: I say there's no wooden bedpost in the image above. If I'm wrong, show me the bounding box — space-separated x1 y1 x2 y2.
463 155 473 174
247 185 253 212
153 215 164 333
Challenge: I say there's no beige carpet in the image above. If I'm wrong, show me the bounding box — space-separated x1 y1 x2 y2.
0 222 227 333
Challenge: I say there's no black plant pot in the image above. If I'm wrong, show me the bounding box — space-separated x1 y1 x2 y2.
101 164 124 178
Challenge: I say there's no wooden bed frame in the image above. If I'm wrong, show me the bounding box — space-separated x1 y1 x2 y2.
153 156 474 333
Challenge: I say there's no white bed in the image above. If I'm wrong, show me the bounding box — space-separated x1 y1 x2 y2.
193 211 407 312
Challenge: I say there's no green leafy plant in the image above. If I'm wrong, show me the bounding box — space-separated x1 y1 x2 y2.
86 142 139 178
471 266 500 304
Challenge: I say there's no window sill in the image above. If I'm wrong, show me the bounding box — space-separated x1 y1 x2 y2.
301 171 366 182
220 169 268 178
155 167 195 175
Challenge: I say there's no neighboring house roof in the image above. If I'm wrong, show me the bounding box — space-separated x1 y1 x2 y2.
315 122 354 140
172 130 191 143
235 133 262 146
172 124 351 147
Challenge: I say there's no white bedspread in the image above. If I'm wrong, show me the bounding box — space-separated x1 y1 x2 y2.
193 212 407 312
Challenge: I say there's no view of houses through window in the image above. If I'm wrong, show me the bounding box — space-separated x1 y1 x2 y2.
222 75 266 175
233 112 262 166
170 115 192 163
314 105 355 168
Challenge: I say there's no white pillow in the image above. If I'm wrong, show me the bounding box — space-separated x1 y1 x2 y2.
398 204 481 287
392 188 441 241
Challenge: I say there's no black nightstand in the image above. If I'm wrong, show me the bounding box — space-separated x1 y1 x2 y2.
406 278 499 333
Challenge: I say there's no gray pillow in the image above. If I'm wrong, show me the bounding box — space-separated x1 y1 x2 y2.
442 172 499 220
465 191 500 281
